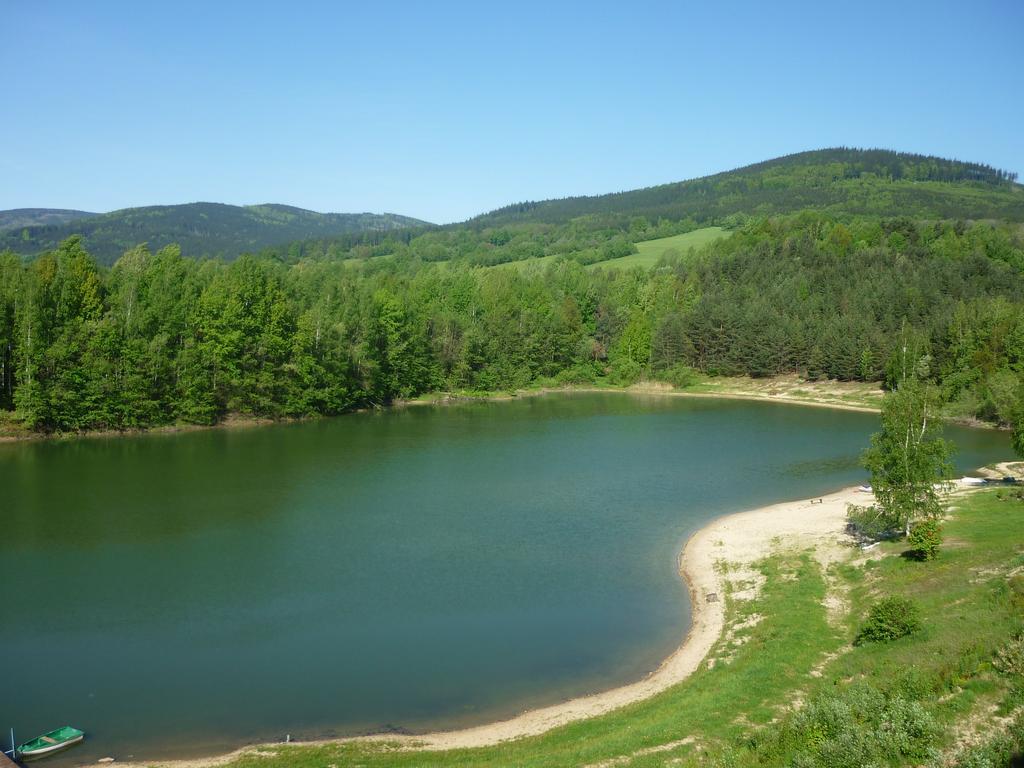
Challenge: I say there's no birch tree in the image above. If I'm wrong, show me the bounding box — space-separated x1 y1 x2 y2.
861 347 953 536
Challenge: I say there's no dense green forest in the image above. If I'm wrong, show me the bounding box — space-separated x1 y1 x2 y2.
3 207 1024 433
0 203 428 265
466 148 1023 229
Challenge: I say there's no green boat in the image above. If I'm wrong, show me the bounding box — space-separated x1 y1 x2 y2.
16 727 84 760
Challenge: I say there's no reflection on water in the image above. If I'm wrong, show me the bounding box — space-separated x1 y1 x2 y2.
0 393 1011 763
783 455 863 477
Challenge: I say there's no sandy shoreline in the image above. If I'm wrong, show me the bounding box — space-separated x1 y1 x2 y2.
398 380 883 415
0 377 883 443
112 484 871 767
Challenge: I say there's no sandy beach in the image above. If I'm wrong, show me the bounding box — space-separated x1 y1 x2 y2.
399 378 884 416
113 483 871 767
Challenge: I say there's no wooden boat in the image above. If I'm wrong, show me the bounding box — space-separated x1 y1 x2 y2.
16 727 84 760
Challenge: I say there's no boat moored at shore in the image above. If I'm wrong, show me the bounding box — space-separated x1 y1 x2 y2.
16 727 84 761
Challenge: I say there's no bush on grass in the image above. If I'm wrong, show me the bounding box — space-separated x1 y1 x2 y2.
993 635 1024 677
847 504 902 543
761 682 938 768
660 363 700 388
908 518 943 560
856 596 921 645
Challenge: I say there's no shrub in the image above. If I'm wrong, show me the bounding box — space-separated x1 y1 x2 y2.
855 596 921 644
993 635 1024 677
767 682 938 768
607 358 643 386
908 519 943 560
847 504 901 542
1010 573 1024 610
888 665 939 700
554 362 599 385
661 363 700 389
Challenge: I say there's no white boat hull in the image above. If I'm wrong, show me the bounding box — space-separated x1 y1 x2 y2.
19 734 84 761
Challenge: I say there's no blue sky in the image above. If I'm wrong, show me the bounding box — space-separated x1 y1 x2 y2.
3 0 1022 224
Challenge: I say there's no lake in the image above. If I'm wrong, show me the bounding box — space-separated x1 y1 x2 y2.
0 393 1011 763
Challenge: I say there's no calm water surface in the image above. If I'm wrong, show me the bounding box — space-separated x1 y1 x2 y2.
0 394 1011 763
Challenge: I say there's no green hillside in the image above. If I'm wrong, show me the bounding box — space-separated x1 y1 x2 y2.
466 148 1024 229
266 148 1022 272
0 208 97 231
0 202 429 265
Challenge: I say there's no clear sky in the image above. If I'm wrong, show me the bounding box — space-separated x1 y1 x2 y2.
3 0 1022 224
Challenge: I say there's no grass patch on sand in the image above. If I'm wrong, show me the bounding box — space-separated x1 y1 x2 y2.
677 373 885 411
406 375 884 412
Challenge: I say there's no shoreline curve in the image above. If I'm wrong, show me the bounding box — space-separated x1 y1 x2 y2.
115 483 872 767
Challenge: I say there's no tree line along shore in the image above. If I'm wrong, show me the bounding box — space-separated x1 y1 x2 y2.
2 211 1024 437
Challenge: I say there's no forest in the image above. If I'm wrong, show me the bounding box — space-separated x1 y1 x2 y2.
465 147 1024 229
2 208 1024 434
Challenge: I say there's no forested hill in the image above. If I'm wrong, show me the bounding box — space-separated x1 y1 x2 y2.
4 212 1024 436
467 148 1024 229
0 208 97 231
0 203 429 265
4 147 1024 437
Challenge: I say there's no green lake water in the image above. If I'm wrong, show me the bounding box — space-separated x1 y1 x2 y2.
0 393 1012 763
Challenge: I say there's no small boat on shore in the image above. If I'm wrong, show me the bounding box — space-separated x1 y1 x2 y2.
17 727 84 761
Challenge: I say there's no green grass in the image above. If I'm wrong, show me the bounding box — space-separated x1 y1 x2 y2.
491 226 729 273
185 487 1024 768
497 252 561 272
586 227 728 270
829 490 1024 727
342 253 394 268
0 409 31 439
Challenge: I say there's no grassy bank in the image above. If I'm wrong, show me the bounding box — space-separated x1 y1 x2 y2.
138 486 1024 768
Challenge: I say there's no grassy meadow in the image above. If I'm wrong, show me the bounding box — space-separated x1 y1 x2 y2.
188 486 1024 768
586 227 728 270
492 226 729 273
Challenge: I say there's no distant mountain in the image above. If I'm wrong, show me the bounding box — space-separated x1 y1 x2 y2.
0 202 429 264
466 148 1024 228
0 208 97 231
